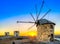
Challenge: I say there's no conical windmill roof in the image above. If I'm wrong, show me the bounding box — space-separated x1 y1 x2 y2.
39 19 55 25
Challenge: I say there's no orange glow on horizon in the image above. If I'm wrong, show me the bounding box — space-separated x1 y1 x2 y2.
54 31 60 35
20 31 37 36
0 30 60 36
28 31 37 36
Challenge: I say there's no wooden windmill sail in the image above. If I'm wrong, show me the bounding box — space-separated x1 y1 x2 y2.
17 0 55 42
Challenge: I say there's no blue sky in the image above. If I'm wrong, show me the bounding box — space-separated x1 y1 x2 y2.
0 0 60 20
0 0 60 35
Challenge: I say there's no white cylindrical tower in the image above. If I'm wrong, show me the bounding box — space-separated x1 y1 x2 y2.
14 31 19 37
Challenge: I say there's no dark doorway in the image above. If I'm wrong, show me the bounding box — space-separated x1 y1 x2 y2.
50 34 54 42
12 42 15 44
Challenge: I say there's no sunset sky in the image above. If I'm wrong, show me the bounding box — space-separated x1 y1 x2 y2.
0 0 60 36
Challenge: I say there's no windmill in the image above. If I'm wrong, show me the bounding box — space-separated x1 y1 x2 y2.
17 0 55 42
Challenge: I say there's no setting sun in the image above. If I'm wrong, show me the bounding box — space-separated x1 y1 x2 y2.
28 31 37 37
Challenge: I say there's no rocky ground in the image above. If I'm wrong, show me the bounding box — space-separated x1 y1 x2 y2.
0 39 60 44
0 36 60 44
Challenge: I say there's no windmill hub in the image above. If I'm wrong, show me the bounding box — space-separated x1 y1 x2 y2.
35 20 40 26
